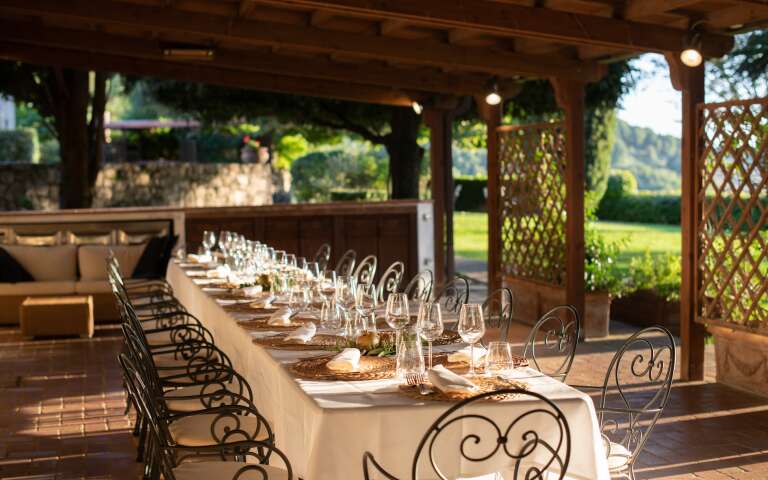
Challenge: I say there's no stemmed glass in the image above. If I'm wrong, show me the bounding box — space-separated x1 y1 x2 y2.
355 282 379 332
416 302 443 369
458 303 485 376
306 261 321 280
285 253 297 269
201 230 216 256
288 286 310 318
335 275 357 335
385 293 411 373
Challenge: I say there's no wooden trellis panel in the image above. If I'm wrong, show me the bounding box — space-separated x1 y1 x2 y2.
497 122 567 286
697 97 768 334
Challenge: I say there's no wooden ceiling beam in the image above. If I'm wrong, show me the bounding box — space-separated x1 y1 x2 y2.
0 0 604 81
0 19 510 96
0 42 416 106
257 0 734 56
624 0 699 20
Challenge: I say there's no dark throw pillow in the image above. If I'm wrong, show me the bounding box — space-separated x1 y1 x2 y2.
132 234 178 279
0 247 34 283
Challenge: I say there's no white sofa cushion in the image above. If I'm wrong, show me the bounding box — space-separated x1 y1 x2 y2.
3 245 78 281
75 280 113 294
0 281 76 296
78 244 146 281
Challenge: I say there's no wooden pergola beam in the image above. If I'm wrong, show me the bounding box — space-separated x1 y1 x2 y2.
0 42 415 106
624 0 699 20
259 0 734 56
0 0 605 81
0 19 505 97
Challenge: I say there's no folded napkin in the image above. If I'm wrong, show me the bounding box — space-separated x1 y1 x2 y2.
267 308 293 326
206 265 231 279
250 294 275 309
187 253 212 264
235 285 263 297
428 365 477 393
448 346 487 364
285 322 317 343
326 348 361 372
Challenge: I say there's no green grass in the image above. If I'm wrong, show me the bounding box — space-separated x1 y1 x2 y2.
454 212 681 273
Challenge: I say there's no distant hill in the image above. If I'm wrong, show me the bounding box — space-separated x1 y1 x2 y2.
611 119 681 191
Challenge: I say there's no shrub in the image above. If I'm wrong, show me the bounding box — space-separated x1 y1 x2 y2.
0 128 39 163
597 192 681 224
330 190 368 202
627 251 681 302
603 169 638 200
584 225 627 296
291 149 385 202
454 177 487 211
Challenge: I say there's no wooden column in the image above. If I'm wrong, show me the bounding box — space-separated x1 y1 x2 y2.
477 98 502 295
666 54 706 381
425 107 454 284
552 79 586 332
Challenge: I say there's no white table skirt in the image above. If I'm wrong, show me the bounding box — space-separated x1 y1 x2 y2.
167 262 610 479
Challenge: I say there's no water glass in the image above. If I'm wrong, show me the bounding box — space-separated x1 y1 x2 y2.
285 253 297 269
355 282 379 330
458 303 485 376
396 325 425 378
202 230 216 255
485 341 515 376
335 275 357 312
288 287 310 315
417 302 443 369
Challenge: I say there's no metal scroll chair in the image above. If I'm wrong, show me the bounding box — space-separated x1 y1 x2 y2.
480 287 515 346
575 326 676 480
522 305 580 382
363 389 571 480
402 270 433 303
334 249 357 277
376 261 405 301
353 254 378 287
313 243 331 272
431 274 471 313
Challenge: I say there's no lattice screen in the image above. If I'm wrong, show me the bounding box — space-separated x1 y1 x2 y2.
497 122 567 286
698 97 768 333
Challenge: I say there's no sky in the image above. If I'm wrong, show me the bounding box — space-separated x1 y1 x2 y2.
616 54 682 138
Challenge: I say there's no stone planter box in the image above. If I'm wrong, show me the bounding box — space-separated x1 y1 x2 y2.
710 325 768 398
612 290 680 336
502 276 610 339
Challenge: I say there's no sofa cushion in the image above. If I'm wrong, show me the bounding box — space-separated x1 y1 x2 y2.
75 280 113 294
133 235 177 279
0 281 76 296
0 247 34 283
78 244 146 281
3 245 78 281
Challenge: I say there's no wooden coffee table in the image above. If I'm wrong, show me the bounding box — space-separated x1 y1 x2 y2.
20 296 94 339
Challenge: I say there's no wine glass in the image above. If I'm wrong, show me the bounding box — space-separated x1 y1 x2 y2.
417 301 443 369
201 231 215 256
335 275 357 313
285 253 297 269
485 341 514 376
355 282 379 332
320 300 344 346
288 286 310 316
385 293 411 370
306 261 321 280
458 303 485 376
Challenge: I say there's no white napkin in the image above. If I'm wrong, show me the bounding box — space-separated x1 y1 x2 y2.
206 265 231 279
326 348 361 372
267 308 292 326
285 322 317 343
428 365 477 393
236 285 263 297
187 253 212 264
250 294 275 309
448 346 487 364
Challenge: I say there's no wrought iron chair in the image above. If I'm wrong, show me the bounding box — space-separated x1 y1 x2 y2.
363 389 571 480
334 249 357 276
376 261 405 301
402 270 433 303
522 305 580 382
353 254 378 287
431 274 471 313
480 287 515 346
313 243 332 272
575 326 676 480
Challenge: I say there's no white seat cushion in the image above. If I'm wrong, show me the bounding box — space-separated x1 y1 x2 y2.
0 281 76 296
154 352 190 368
145 330 173 345
3 245 77 281
75 280 113 294
163 384 246 413
173 461 288 480
606 442 632 472
169 414 271 447
78 244 146 281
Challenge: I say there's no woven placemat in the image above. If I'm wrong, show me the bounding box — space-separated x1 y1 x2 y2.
290 354 395 381
398 376 528 402
253 333 342 351
238 318 307 331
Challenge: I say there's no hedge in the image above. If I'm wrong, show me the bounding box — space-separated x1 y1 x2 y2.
0 128 39 163
454 177 487 211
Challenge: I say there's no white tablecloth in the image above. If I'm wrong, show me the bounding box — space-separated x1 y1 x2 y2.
167 262 610 479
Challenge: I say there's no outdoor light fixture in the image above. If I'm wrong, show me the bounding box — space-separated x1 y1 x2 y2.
412 101 423 114
162 45 215 60
485 80 502 106
680 21 704 67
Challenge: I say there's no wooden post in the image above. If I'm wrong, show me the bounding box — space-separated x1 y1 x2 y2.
666 53 706 381
425 108 453 284
552 79 586 333
477 98 502 295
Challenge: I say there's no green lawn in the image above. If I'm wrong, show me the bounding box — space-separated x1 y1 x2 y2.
454 212 680 273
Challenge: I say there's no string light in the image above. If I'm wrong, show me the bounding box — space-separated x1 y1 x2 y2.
485 81 501 106
411 101 423 114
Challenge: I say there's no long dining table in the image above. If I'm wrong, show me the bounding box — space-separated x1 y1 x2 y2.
166 261 610 479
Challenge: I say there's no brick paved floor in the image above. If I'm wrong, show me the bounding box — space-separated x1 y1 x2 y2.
0 322 766 479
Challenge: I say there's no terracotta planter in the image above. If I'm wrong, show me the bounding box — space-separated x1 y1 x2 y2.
611 290 680 336
710 325 768 398
502 276 610 339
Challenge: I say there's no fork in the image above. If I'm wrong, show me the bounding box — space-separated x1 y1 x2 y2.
405 373 433 395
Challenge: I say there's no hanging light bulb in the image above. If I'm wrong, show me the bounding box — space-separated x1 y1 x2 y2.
680 22 703 67
411 101 423 114
680 47 702 67
485 81 502 106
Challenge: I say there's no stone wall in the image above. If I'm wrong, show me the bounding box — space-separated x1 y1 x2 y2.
0 161 276 211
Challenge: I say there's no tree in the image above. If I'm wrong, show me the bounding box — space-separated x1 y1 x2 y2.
708 31 768 101
0 62 110 208
135 80 424 199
